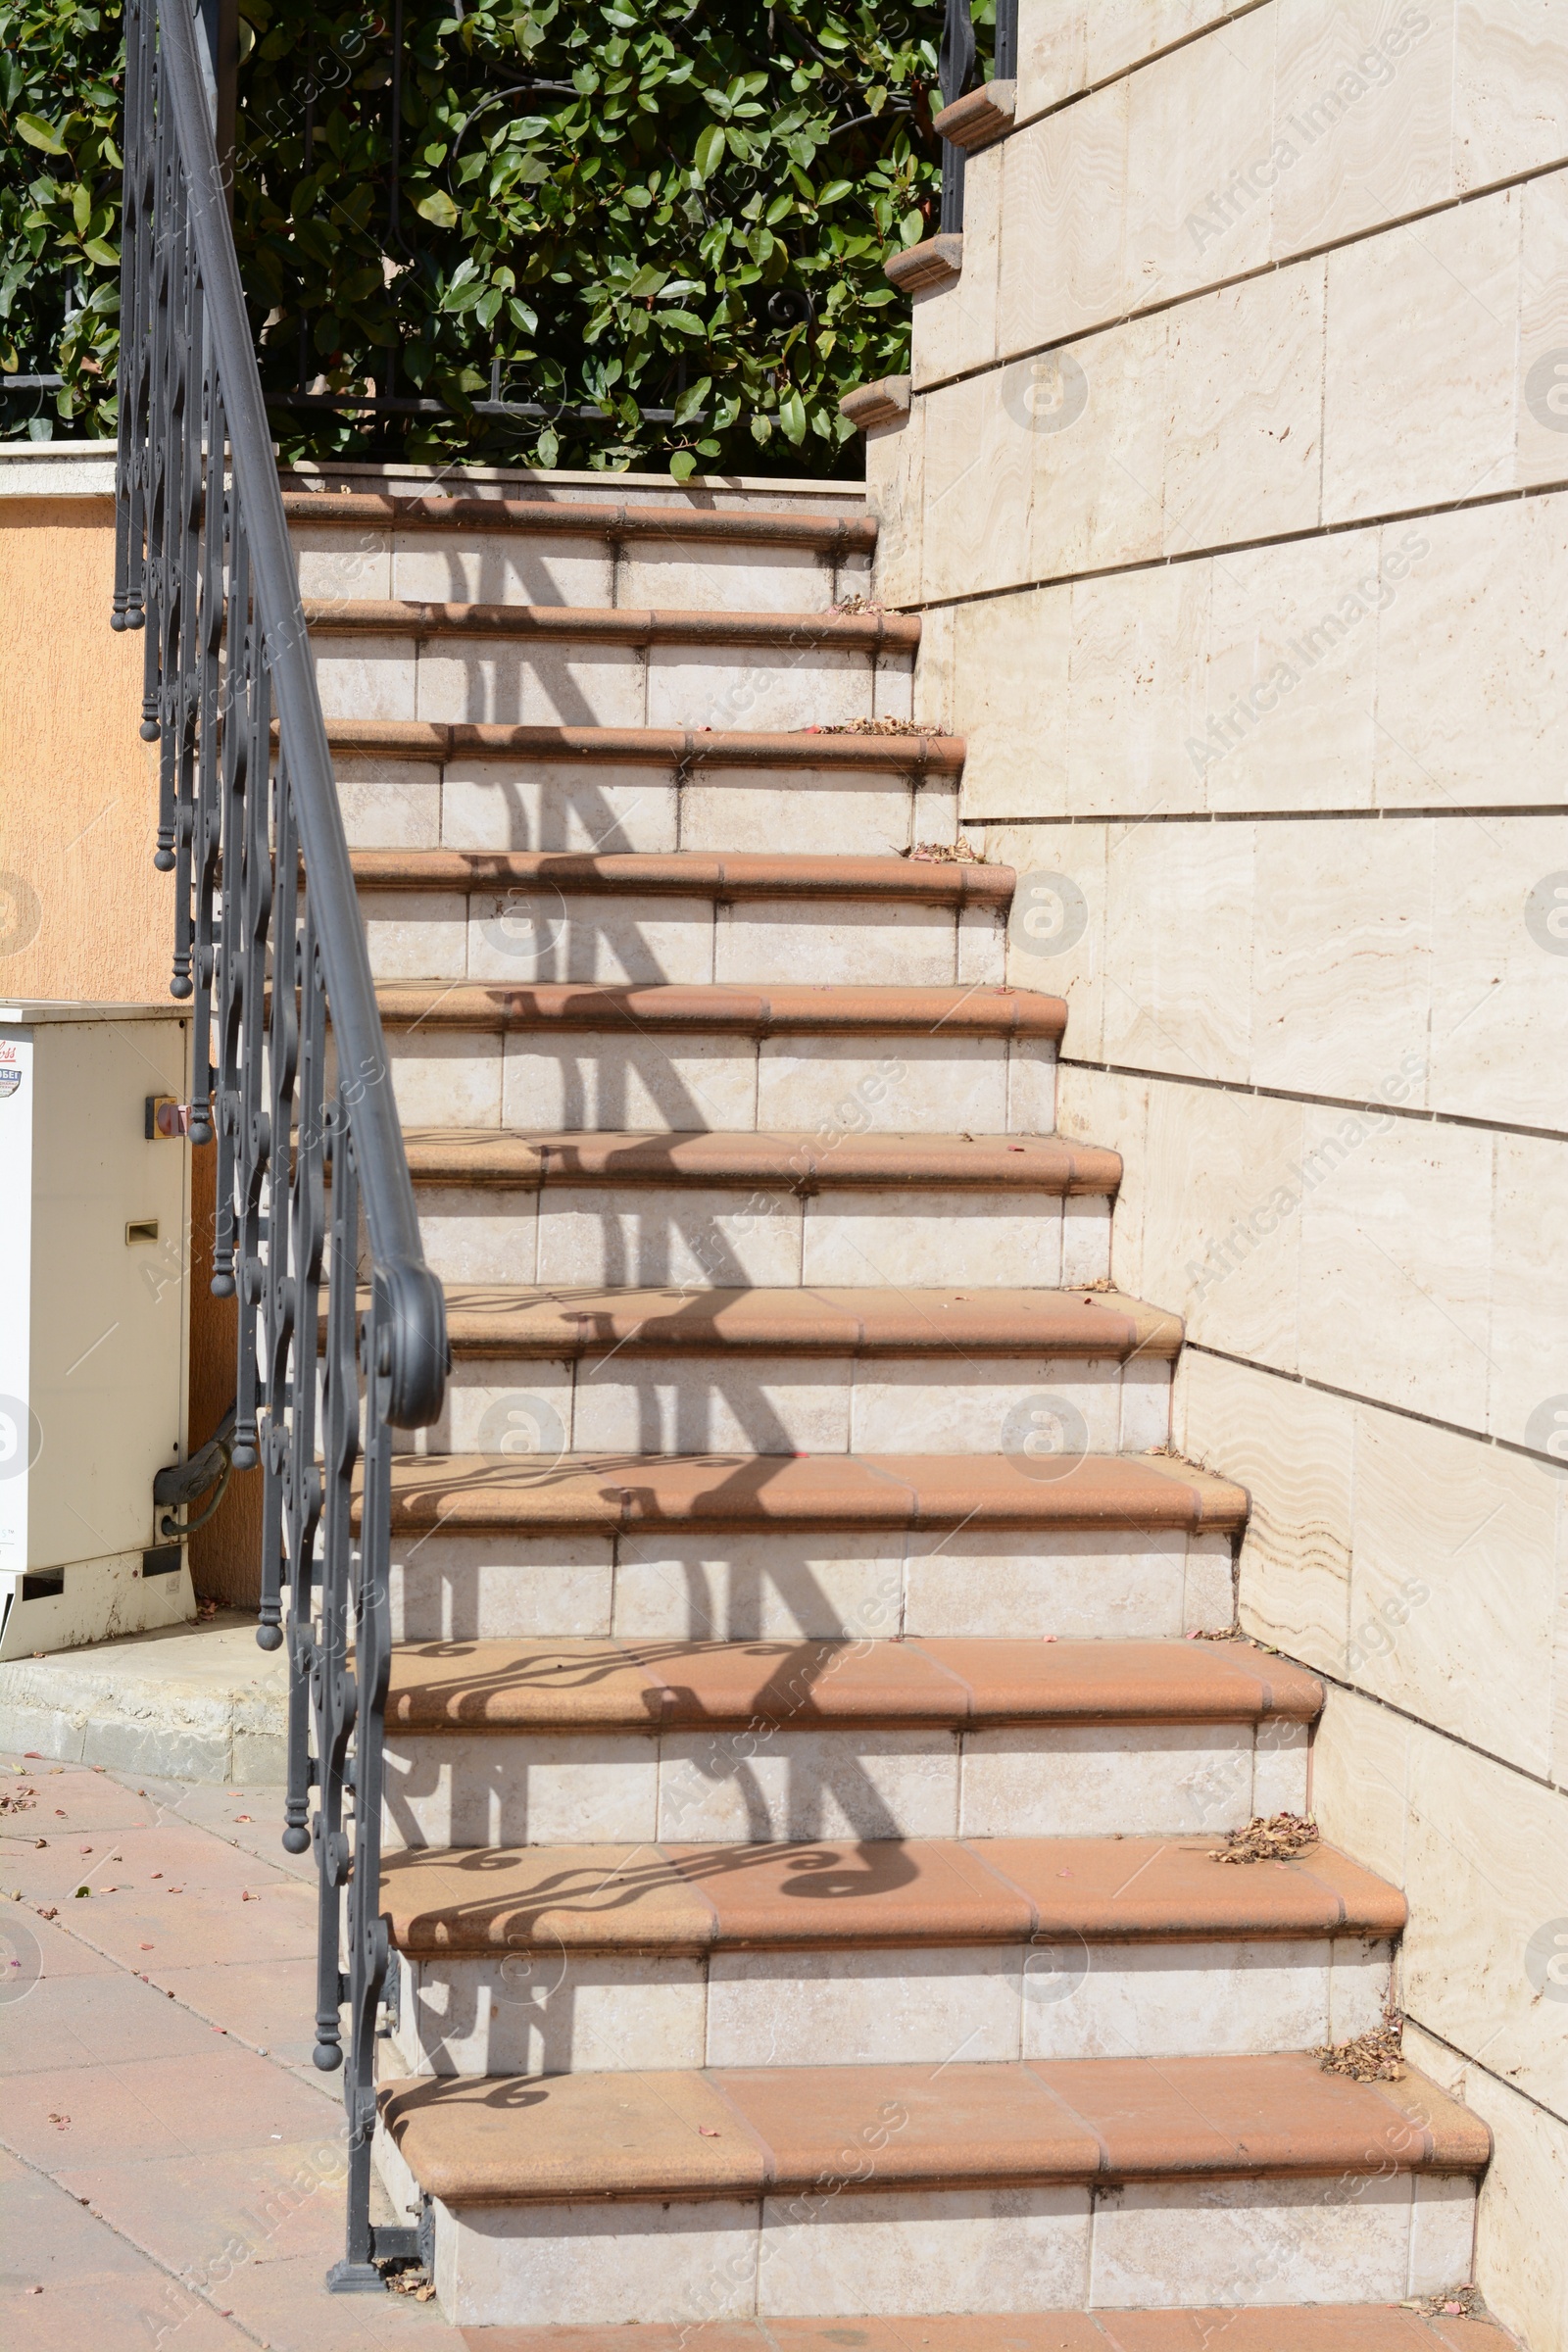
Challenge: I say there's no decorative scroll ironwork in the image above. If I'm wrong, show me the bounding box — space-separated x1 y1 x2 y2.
114 0 447 2292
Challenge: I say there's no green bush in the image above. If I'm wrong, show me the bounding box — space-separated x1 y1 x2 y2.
0 1 992 474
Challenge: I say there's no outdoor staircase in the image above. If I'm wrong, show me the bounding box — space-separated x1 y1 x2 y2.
288 474 1496 2339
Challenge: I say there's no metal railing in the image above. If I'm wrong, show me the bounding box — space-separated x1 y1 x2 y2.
114 0 448 2291
939 0 1018 232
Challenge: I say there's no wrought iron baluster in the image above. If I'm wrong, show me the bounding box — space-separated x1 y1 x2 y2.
938 0 977 234
114 0 447 2289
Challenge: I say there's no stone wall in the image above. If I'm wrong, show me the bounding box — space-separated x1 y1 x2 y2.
866 5 1568 2342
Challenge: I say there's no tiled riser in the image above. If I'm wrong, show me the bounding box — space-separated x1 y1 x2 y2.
378 1032 1057 1135
386 1528 1235 1644
360 892 1007 991
380 1720 1309 1850
311 639 914 731
419 1353 1172 1459
373 2129 1475 2328
292 527 870 613
393 1936 1393 2078
335 759 961 859
416 1186 1112 1290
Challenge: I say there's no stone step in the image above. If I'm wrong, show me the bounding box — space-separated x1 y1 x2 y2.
381 1832 1403 2079
352 848 1010 992
306 601 917 731
372 2053 1489 2326
403 1127 1116 1294
369 981 1063 1135
323 721 964 859
376 1448 1245 1646
285 488 877 613
378 1638 1315 1852
420 1284 1178 1460
359 2315 1513 2352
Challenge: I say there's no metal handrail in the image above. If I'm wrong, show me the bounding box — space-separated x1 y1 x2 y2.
114 0 447 2291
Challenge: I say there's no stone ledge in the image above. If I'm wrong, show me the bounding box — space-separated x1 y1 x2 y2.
883 234 963 295
838 375 912 432
0 1613 287 1783
932 78 1017 152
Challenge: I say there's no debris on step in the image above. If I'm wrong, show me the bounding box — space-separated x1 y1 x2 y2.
379 2261 437 2301
830 594 884 615
801 715 913 734
1190 1625 1247 1641
1399 2282 1484 2319
1318 2008 1405 2082
1210 1812 1320 1864
904 838 985 862
0 1787 35 1815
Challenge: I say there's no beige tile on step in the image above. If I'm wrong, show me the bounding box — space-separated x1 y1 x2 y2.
1054 1064 1151 1298
392 530 612 606
312 634 416 722
759 2185 1090 2317
1399 1724 1568 2119
290 520 391 599
1430 811 1568 1130
998 815 1102 1045
416 1184 540 1284
998 79 1130 361
621 540 835 615
961 1723 1256 1838
435 2196 760 2328
1456 0 1568 189
952 587 1073 822
1201 528 1383 815
612 1532 905 1642
904 1531 1189 1641
1330 1936 1397 2041
1021 311 1169 584
911 143 1001 388
1139 1078 1302 1368
1517 168 1568 488
801 1191 1065 1288
1250 815 1434 1101
359 889 469 982
913 599 956 734
1163 263 1326 557
1348 1401 1559 1776
335 757 442 849
957 906 1008 985
1309 1681 1416 1893
1089 2173 1414 2308
1184 1532 1237 1635
1023 1937 1334 2063
1252 1717 1309 1816
386 1030 504 1126
1271 0 1456 254
437 1360 575 1458
406 1952 706 2077
1119 1357 1172 1451
708 1945 1021 2068
863 403 925 610
503 1034 759 1132
920 369 1034 606
388 1532 613 1641
382 1730 659 1850
1066 563 1210 817
419 641 645 727
1323 189 1521 525
1373 496 1568 811
571 1358 853 1457
757 1037 1009 1136
1008 1040 1061 1138
1123 5 1274 312
1063 1195 1112 1285
1490 1132 1568 1450
714 901 958 989
850 1357 1124 1458
874 652 916 725
1101 817 1253 1084
1016 0 1088 121
538 1187 804 1289
680 764 919 858
648 643 872 734
1297 1110 1494 1432
443 759 678 853
1408 2173 1479 2299
657 1728 958 1843
470 893 715 987
1183 1349 1351 1672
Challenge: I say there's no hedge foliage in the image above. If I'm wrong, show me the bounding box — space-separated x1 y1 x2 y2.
1 0 992 475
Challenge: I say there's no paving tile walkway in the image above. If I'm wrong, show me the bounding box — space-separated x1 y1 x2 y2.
0 1747 469 2352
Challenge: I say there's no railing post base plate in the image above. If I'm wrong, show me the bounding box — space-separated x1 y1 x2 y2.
324 2260 389 2295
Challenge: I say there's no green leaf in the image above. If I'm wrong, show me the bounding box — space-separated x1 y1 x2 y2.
671 373 710 425
778 388 807 444
415 188 461 228
693 122 725 180
82 238 119 268
17 114 67 156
